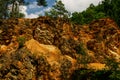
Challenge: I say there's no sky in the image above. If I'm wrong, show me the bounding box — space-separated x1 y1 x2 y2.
20 0 103 18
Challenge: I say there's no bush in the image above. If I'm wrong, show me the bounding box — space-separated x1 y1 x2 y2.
71 57 120 80
17 36 26 48
104 57 120 80
71 68 120 80
75 43 86 55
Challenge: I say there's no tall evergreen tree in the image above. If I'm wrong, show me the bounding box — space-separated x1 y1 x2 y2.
45 0 69 18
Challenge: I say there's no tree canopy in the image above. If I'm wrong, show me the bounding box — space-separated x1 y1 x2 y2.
70 3 106 24
70 0 120 26
101 0 120 26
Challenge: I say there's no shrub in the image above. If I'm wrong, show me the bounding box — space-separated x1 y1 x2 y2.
17 36 26 48
75 43 86 55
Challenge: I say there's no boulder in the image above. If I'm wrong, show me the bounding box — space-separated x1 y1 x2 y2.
25 39 77 80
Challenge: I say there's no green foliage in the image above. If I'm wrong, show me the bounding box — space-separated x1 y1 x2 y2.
17 36 26 48
105 57 120 71
18 13 25 18
104 57 120 79
71 68 120 80
75 43 89 68
45 0 69 18
101 0 120 26
10 12 19 18
109 70 120 80
70 0 120 25
71 0 120 26
75 43 86 55
37 0 47 7
71 69 93 80
71 3 106 25
70 12 84 24
0 0 9 19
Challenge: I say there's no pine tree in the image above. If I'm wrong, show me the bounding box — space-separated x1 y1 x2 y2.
45 0 69 18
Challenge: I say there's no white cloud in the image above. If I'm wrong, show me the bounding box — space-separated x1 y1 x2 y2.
28 2 42 9
19 5 38 18
19 6 27 16
61 0 103 12
34 7 52 16
21 1 45 18
44 7 51 12
26 13 39 18
7 2 39 18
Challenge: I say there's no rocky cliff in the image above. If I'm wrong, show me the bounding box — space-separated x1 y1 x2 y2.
0 17 120 80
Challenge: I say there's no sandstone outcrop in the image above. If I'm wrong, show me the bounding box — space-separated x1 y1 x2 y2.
0 17 120 79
